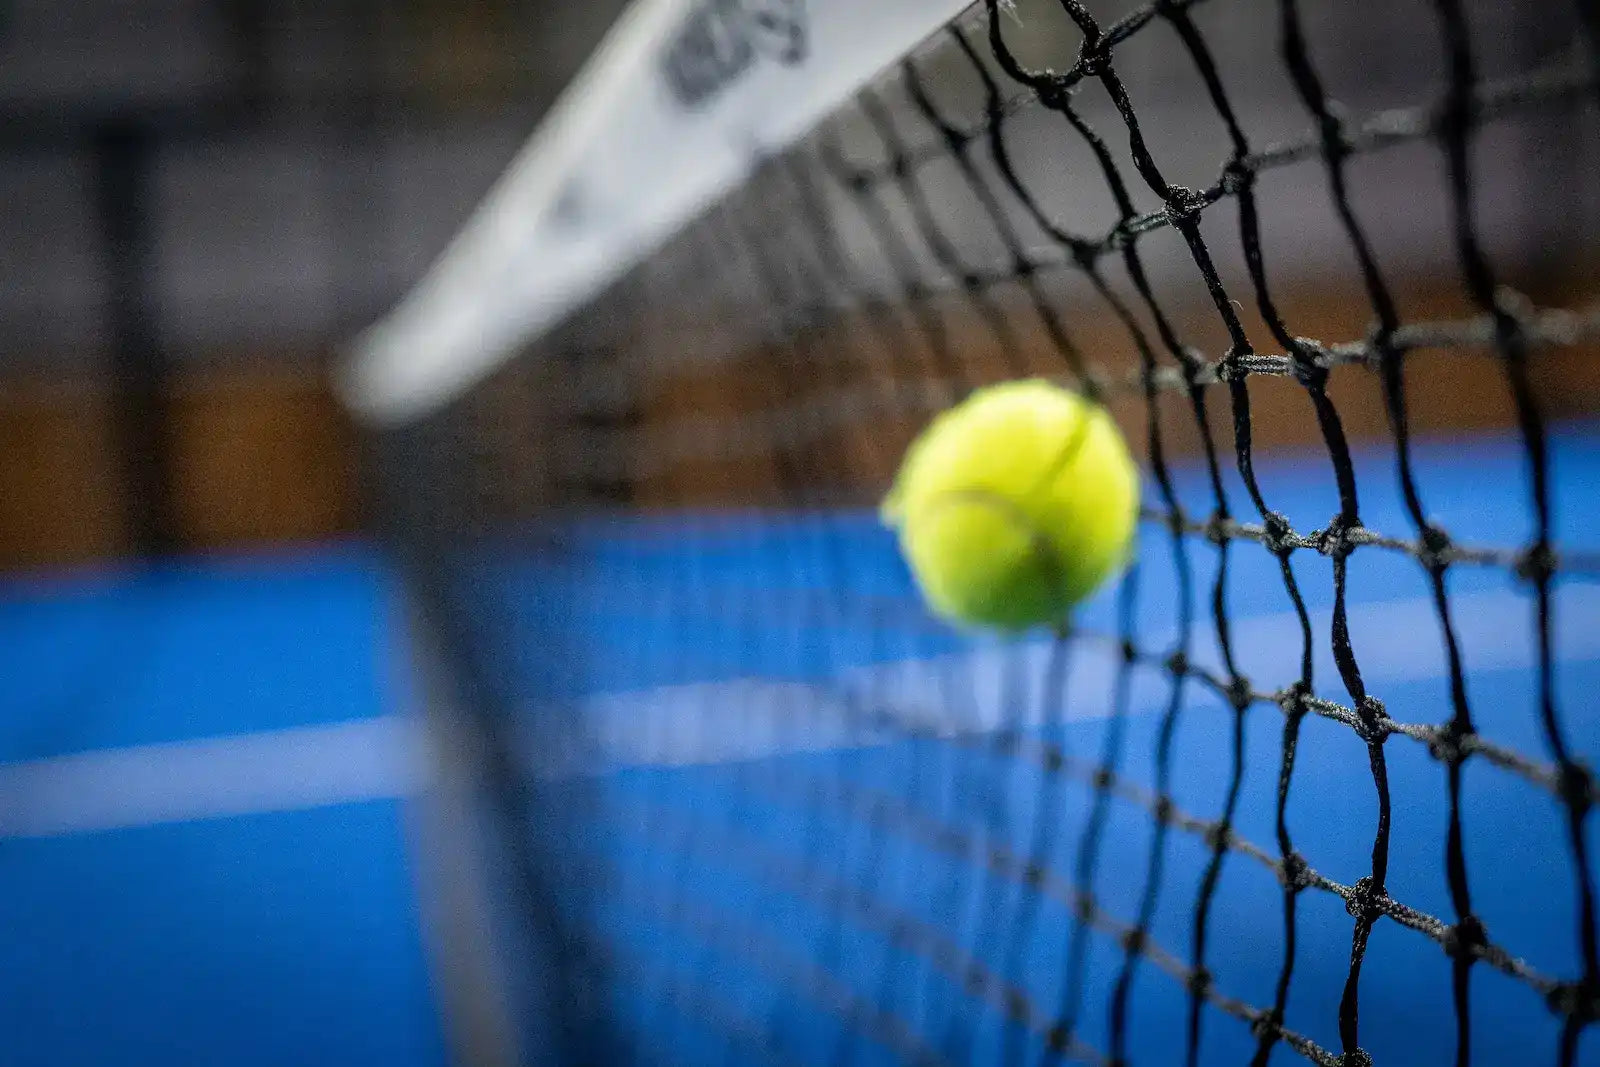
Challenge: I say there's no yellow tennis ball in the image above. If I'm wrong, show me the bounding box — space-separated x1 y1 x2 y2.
881 379 1139 630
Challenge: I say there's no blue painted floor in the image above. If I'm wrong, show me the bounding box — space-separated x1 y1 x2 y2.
1 423 1597 1065
0 547 447 1067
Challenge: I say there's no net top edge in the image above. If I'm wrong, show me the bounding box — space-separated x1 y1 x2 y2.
340 0 974 426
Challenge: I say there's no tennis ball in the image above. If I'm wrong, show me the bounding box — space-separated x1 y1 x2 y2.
881 379 1139 630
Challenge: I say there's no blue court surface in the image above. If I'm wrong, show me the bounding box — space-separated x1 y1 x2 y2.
2 423 1598 1066
0 550 446 1067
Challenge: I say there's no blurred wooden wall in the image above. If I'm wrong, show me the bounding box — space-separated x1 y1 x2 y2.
629 270 1600 509
0 366 357 571
3 267 1596 571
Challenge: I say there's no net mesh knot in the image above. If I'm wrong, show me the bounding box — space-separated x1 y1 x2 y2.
1033 74 1077 110
1203 510 1230 546
1077 368 1107 405
1106 221 1134 253
840 162 873 193
1152 796 1175 826
1344 876 1384 924
1363 322 1398 367
1073 43 1111 81
1337 1049 1374 1067
1417 523 1453 572
1516 541 1557 585
1547 978 1600 1024
1442 914 1487 961
1122 928 1148 955
1163 185 1209 225
938 122 973 152
1261 512 1297 557
1278 851 1313 893
1219 157 1254 195
1067 237 1100 270
1557 759 1595 819
1352 696 1390 746
1426 720 1473 766
1278 681 1311 719
1315 518 1360 562
1490 288 1533 345
1215 345 1248 384
1288 342 1330 389
1185 966 1212 997
1314 102 1350 157
1249 1007 1283 1041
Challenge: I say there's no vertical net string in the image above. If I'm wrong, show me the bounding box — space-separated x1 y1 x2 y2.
896 46 1091 1063
777 154 938 1060
718 190 913 1059
1430 2 1600 1062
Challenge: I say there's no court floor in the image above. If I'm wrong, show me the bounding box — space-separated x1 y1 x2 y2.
1 423 1596 1065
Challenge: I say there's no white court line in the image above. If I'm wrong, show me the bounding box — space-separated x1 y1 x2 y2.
578 584 1600 767
0 718 428 839
2 587 1596 838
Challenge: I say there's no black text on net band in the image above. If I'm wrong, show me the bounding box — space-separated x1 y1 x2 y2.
353 1 1600 1065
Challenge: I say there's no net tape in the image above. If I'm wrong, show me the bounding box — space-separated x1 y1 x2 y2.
420 0 1600 1063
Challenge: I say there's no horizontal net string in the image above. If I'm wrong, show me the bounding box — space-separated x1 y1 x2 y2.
559 305 1600 488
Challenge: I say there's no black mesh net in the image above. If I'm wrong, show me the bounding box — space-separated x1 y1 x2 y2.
376 1 1600 1063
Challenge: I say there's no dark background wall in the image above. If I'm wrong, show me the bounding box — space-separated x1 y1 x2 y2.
0 0 628 569
3 0 1595 568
